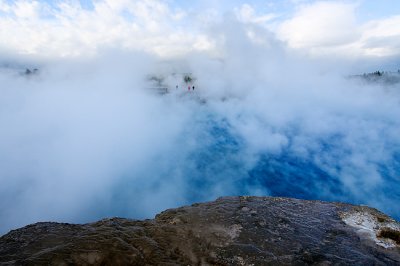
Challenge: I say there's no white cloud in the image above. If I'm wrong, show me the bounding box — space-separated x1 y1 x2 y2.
277 1 400 58
235 4 278 24
0 0 10 12
0 0 201 57
360 15 400 57
14 0 40 18
278 2 359 49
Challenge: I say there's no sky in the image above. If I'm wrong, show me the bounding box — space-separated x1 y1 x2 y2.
0 0 399 60
0 1 399 235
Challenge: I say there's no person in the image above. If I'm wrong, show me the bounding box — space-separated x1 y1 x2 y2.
192 86 195 90
188 85 190 91
176 85 178 89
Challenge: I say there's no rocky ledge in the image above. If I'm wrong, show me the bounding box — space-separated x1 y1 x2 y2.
0 196 399 265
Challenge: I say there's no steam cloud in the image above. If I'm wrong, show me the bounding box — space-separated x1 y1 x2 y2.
1 14 400 235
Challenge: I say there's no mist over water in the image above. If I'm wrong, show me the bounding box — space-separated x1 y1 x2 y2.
1 22 400 235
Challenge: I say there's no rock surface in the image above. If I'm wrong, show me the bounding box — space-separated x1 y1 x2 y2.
1 196 399 265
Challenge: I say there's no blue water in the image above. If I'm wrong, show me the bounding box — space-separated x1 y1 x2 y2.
103 109 400 222
177 113 400 221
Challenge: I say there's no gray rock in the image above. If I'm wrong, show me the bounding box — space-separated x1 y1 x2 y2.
0 196 399 265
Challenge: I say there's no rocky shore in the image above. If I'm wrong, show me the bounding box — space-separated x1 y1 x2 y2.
1 196 399 265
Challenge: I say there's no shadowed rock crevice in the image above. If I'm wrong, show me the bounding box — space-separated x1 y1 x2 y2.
0 196 399 265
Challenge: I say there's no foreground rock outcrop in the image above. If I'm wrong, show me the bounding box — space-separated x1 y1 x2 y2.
1 196 399 265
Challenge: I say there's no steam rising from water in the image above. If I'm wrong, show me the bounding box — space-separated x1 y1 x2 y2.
0 29 399 235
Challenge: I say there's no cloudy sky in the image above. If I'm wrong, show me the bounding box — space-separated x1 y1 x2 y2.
0 0 399 59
